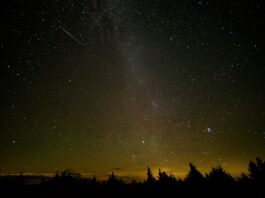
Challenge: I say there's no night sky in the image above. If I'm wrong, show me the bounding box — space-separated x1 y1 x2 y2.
1 0 265 179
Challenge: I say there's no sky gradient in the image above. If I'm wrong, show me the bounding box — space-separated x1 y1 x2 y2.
1 0 265 179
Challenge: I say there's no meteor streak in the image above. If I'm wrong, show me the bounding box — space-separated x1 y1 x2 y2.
59 25 84 47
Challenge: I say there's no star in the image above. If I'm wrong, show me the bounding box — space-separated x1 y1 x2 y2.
207 128 212 133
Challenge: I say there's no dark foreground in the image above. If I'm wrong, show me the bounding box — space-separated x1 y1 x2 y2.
0 158 264 198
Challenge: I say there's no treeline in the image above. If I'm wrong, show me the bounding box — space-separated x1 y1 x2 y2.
0 157 264 197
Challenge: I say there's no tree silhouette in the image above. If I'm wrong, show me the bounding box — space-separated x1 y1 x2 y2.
54 169 81 179
0 158 264 197
107 172 122 185
248 157 265 183
157 169 176 185
91 175 97 184
206 165 234 183
146 167 156 185
185 163 205 185
206 165 235 194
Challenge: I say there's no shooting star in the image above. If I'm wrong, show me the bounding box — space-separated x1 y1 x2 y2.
59 25 84 47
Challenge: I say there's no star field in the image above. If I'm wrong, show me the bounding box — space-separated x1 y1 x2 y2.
1 0 265 179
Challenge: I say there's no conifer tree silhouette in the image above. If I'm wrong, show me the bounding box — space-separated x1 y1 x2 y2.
248 157 265 182
185 163 205 185
146 167 156 185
